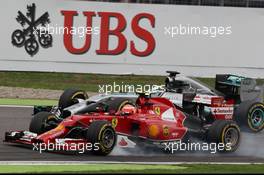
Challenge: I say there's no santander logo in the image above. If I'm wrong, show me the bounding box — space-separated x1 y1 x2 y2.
61 11 156 57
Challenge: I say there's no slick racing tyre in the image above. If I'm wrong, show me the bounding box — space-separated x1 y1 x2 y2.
234 101 264 132
58 89 88 109
86 120 116 156
207 120 240 152
105 98 136 113
29 112 57 134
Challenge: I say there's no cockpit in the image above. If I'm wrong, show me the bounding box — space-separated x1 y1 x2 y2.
165 71 216 95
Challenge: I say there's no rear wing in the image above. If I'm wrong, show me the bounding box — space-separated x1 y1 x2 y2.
215 74 263 102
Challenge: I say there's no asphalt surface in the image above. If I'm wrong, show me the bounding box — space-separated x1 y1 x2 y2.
0 106 264 163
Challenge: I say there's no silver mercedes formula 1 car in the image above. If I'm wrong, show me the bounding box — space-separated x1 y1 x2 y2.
32 71 264 133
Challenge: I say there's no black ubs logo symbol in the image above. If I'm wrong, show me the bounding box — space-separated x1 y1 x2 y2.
11 3 52 56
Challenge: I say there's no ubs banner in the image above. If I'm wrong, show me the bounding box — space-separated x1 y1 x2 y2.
1 0 264 77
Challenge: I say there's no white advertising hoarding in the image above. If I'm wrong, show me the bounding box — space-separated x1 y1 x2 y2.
0 0 264 77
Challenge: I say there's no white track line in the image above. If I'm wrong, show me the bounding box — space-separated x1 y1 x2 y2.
0 161 263 165
0 105 33 108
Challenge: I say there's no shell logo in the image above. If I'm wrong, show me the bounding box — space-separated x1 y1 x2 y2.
148 124 159 138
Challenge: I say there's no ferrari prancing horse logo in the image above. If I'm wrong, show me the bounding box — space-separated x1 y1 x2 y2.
112 118 118 128
154 107 161 115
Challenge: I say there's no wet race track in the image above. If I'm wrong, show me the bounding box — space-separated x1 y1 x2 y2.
0 106 264 163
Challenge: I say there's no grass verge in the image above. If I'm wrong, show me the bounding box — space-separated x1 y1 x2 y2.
0 98 57 106
0 164 264 174
0 71 263 92
0 71 165 92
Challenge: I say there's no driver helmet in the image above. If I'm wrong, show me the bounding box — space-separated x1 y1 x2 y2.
120 104 137 114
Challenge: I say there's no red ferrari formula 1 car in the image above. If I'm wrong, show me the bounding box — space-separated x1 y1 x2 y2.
4 94 240 155
31 71 263 135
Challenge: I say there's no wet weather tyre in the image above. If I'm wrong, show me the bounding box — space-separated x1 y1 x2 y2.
207 120 240 152
234 101 264 132
86 120 116 156
58 89 88 109
29 112 56 134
